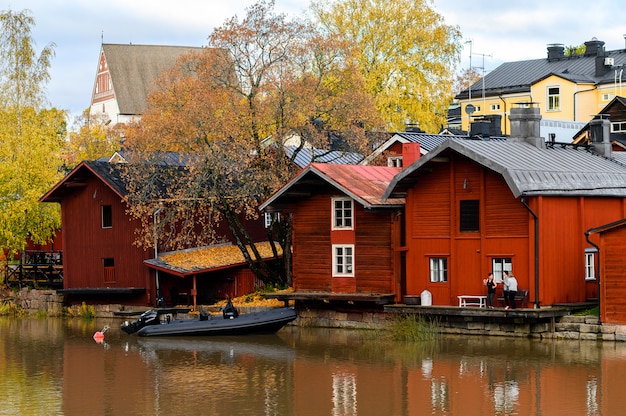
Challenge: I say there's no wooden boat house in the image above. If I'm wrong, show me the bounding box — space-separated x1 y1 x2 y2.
383 103 626 308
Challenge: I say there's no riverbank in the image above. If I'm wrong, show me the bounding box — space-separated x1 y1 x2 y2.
2 288 624 341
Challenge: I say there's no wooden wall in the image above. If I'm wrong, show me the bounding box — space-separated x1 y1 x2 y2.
290 192 396 295
598 225 626 324
62 174 152 304
405 151 626 307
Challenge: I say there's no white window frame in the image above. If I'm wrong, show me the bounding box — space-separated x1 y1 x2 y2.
611 122 626 133
492 258 512 283
602 93 614 101
547 86 560 111
490 103 500 111
332 244 354 277
332 197 353 230
101 205 112 229
387 156 403 168
264 212 280 228
429 257 448 283
585 248 596 281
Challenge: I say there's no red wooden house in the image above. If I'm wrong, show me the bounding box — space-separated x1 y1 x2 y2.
260 162 407 304
586 218 626 324
40 157 269 307
383 104 626 307
40 160 152 305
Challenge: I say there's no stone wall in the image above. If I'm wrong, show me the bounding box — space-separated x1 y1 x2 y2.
11 288 65 317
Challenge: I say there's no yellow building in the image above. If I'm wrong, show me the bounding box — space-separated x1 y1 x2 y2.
456 38 625 141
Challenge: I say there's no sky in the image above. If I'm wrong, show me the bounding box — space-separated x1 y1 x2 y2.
9 0 626 122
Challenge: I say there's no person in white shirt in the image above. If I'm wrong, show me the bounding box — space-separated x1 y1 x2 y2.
503 271 518 309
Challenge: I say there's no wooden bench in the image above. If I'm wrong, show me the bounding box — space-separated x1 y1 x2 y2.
497 289 529 308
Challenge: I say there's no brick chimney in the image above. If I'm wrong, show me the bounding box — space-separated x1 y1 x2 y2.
402 142 421 167
508 103 544 148
590 114 611 158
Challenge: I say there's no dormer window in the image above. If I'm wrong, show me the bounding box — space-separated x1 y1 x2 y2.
332 197 353 230
388 156 403 167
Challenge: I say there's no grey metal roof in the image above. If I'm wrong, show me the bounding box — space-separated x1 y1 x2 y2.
384 138 626 200
284 146 364 168
457 49 626 99
102 44 204 115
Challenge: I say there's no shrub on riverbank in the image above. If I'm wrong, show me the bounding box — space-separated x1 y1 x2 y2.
389 313 440 342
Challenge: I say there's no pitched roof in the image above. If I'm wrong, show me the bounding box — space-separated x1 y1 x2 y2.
456 47 626 99
260 162 404 211
284 145 364 168
40 160 129 203
384 138 626 200
102 44 204 115
144 241 281 277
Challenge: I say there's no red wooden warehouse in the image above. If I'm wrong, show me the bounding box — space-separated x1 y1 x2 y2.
383 104 626 307
260 162 406 304
40 160 152 305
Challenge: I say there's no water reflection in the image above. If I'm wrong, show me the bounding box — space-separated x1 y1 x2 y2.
2 318 626 415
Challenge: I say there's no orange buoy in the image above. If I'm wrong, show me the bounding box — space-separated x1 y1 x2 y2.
93 326 110 343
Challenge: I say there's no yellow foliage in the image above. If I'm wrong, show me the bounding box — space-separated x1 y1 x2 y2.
161 241 282 271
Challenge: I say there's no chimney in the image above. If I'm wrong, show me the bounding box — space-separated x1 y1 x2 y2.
402 142 421 167
584 38 605 56
508 103 544 148
547 43 565 61
590 114 611 158
584 38 611 77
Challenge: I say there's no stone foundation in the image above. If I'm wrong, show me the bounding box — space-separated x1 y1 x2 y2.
11 288 65 317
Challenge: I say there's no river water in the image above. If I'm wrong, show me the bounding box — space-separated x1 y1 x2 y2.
1 316 626 415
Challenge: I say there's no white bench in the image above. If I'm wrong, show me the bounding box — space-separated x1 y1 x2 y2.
457 295 487 308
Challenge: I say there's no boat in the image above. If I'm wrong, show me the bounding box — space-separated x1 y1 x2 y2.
121 300 297 337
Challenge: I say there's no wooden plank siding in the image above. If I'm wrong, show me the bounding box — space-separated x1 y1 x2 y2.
290 192 396 296
405 151 626 307
61 175 153 304
597 224 626 324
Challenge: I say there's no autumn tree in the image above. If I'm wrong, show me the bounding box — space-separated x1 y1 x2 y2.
64 110 124 168
0 9 65 256
311 0 462 133
453 67 482 96
123 0 383 286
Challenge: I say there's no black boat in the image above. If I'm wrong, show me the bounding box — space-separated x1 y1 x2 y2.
121 300 296 337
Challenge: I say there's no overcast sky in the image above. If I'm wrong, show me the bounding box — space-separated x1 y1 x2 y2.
11 0 626 121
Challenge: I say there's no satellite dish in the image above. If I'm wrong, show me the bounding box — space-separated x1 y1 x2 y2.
465 104 476 115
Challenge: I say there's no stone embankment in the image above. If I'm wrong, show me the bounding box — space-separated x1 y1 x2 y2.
8 288 64 316
555 315 626 342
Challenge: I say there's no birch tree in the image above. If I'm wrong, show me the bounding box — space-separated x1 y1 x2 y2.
0 9 65 255
312 0 462 133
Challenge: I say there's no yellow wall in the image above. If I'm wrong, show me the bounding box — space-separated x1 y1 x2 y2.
458 75 623 135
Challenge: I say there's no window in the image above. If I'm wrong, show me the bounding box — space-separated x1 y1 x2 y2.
547 86 560 111
101 205 112 228
585 249 596 280
459 200 479 232
264 212 280 228
429 257 448 282
388 156 403 168
333 245 354 277
332 197 353 229
492 258 512 283
602 93 614 101
611 122 626 133
490 104 500 111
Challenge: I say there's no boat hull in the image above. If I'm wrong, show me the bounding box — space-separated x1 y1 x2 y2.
135 307 297 337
